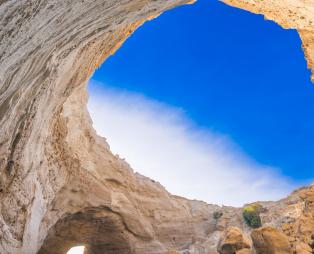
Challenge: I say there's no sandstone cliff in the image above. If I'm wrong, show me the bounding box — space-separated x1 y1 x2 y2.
0 0 314 253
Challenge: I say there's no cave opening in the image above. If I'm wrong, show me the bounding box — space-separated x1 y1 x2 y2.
67 246 85 254
87 0 314 206
2 1 314 254
38 209 133 254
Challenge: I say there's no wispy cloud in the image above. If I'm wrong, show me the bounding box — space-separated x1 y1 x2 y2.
87 80 296 206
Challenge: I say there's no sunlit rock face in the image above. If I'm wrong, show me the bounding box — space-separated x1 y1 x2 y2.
0 0 314 253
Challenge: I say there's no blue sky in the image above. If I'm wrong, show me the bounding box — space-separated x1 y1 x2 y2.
88 0 314 205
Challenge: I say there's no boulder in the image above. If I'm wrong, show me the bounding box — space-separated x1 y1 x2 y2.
218 227 251 254
251 227 292 254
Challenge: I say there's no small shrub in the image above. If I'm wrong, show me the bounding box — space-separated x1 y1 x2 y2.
242 204 262 228
213 211 223 220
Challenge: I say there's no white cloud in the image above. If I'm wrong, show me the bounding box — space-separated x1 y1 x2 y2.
87 80 296 206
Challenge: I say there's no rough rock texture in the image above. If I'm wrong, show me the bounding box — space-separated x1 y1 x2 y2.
217 227 251 254
0 0 314 254
251 227 293 254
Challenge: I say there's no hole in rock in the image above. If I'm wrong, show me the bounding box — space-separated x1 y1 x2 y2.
38 209 132 254
67 246 85 254
87 0 314 206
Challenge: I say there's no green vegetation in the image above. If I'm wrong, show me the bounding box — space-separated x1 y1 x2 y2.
242 204 262 228
213 211 223 220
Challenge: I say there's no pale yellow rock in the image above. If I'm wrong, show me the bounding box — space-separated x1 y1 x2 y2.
218 227 251 254
236 249 251 254
295 242 312 254
251 227 293 254
165 251 180 254
0 0 314 254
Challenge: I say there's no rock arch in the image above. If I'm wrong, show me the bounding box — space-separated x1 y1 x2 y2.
0 0 314 253
38 208 134 254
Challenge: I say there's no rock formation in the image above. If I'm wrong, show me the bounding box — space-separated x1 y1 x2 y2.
0 0 314 253
251 227 293 254
217 226 251 254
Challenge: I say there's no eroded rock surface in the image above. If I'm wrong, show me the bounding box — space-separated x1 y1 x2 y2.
0 0 314 253
217 227 251 254
251 227 293 254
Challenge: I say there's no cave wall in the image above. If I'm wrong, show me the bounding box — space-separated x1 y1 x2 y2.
0 0 314 253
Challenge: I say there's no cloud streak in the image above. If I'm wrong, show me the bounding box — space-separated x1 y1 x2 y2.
88 80 296 206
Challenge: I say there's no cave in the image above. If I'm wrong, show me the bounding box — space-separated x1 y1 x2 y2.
0 0 314 254
38 208 133 254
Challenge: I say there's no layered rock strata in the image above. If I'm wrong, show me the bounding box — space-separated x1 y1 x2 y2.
0 0 314 253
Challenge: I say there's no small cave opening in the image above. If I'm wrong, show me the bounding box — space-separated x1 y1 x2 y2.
38 208 133 254
67 246 85 254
